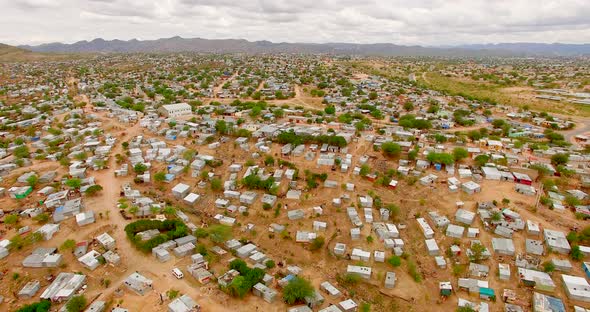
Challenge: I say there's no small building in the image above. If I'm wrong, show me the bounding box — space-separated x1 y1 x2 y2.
320 281 341 297
167 294 200 312
347 265 371 279
172 183 190 199
253 283 278 303
532 292 565 312
544 229 571 254
425 239 440 256
339 299 358 312
462 181 481 194
492 238 515 256
18 280 41 299
446 224 465 238
384 272 396 289
124 272 153 296
40 272 86 302
159 103 192 118
518 268 556 292
96 233 116 250
562 274 590 302
498 263 510 280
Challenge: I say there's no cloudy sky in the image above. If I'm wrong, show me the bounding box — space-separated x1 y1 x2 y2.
2 0 590 46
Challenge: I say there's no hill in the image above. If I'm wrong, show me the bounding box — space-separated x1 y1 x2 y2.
17 37 517 57
18 37 590 57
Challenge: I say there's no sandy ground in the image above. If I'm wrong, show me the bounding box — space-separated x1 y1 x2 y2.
2 108 590 311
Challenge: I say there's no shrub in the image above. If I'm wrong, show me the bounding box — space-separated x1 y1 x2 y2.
310 236 325 251
65 295 86 312
124 220 189 253
387 256 402 267
16 300 51 312
282 277 315 304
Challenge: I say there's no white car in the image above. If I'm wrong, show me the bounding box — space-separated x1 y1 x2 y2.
172 268 184 279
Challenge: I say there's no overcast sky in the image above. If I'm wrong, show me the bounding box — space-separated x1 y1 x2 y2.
2 0 590 46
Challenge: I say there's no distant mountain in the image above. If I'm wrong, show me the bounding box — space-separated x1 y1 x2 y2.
457 43 590 57
0 43 87 62
16 37 590 57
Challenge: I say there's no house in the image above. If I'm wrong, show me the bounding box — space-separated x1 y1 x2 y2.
462 181 481 194
417 218 434 238
40 272 86 302
384 272 396 289
455 209 475 225
18 280 41 299
532 292 565 312
499 263 510 280
518 268 556 292
86 301 107 312
168 294 201 312
188 267 213 284
320 281 341 297
544 229 571 254
78 250 101 270
75 211 95 226
96 233 116 250
334 243 346 256
425 239 440 256
351 248 371 261
339 299 358 312
159 103 192 118
124 272 153 296
526 239 544 255
253 283 277 303
446 224 465 238
172 183 190 199
35 223 60 240
347 265 371 279
562 274 590 302
492 238 515 256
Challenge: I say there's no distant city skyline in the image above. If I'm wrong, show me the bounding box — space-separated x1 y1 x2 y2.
2 0 590 46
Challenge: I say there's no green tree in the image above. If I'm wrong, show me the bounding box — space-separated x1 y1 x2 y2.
264 155 275 166
310 236 325 251
542 261 555 273
470 243 486 263
452 147 469 162
388 256 402 267
154 172 166 183
60 239 77 252
65 178 82 190
368 92 378 100
65 295 86 312
133 163 148 174
282 277 315 305
551 153 569 166
381 142 401 158
14 145 30 158
84 184 103 196
16 300 51 312
427 152 454 165
571 245 584 261
403 101 414 111
210 178 222 192
26 174 39 188
359 164 370 177
4 214 19 226
324 105 336 115
208 225 232 243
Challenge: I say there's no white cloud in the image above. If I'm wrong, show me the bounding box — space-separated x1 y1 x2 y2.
0 0 589 45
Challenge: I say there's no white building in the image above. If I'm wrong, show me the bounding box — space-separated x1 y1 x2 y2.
159 103 192 118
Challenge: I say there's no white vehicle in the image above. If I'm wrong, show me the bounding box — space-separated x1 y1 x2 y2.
172 268 184 279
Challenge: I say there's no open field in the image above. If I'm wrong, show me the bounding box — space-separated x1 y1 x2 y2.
419 72 590 117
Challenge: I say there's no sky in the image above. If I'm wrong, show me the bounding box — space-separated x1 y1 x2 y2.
2 0 590 46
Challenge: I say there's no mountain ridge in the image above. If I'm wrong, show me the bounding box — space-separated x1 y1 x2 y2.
15 37 590 57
